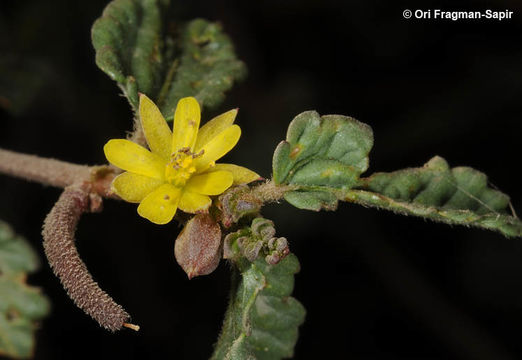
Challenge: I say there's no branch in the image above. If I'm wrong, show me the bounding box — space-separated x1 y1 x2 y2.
0 148 120 200
0 148 293 207
247 180 294 203
0 148 92 188
219 181 296 227
41 186 135 331
0 147 295 332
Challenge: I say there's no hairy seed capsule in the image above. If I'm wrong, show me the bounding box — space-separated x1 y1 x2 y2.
174 214 222 279
42 186 131 331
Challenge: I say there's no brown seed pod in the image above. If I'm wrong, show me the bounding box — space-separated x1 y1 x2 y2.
174 214 222 279
42 186 132 332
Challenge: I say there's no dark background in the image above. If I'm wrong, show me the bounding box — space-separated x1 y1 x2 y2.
1 0 521 359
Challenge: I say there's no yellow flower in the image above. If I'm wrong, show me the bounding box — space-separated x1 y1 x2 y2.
104 94 260 225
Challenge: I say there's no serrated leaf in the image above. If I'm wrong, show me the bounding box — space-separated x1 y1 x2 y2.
272 111 373 210
211 254 305 360
160 19 247 115
283 190 338 212
346 156 521 238
0 56 54 116
91 0 245 118
0 220 50 359
0 224 39 277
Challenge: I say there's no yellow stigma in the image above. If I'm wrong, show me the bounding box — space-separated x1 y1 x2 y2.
165 148 201 187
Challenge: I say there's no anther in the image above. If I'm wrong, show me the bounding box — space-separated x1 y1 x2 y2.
193 149 204 158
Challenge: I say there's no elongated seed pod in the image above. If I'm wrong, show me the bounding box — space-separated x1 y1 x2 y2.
42 186 130 331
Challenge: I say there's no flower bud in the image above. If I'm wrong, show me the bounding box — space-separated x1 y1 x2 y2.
174 214 222 279
223 217 290 265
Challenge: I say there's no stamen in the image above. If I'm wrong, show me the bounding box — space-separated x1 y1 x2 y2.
165 148 200 187
193 149 205 158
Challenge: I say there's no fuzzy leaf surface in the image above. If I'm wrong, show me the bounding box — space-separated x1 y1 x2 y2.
0 221 50 359
211 254 305 360
91 0 245 118
272 111 373 210
349 156 521 238
0 56 55 116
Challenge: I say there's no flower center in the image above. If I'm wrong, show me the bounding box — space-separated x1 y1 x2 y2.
164 148 203 187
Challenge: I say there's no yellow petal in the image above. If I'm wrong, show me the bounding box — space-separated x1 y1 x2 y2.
111 172 164 203
194 109 237 152
208 164 261 185
185 171 233 195
139 94 172 159
104 139 165 179
172 97 200 153
137 184 181 224
193 125 241 171
178 191 211 213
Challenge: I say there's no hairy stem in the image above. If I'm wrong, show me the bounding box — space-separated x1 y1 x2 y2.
247 180 295 203
0 148 92 188
0 148 119 200
0 148 133 330
42 186 131 331
219 181 296 227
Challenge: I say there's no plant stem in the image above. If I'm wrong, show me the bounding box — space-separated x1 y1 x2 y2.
0 148 117 198
210 266 241 360
0 147 294 205
0 147 134 330
248 180 295 203
0 148 92 188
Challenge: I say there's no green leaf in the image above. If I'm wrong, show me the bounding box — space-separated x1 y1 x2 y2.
161 19 247 114
348 156 521 238
0 56 54 116
91 0 246 118
211 254 305 360
272 112 520 237
283 189 338 212
0 221 50 359
272 111 373 210
0 224 39 277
